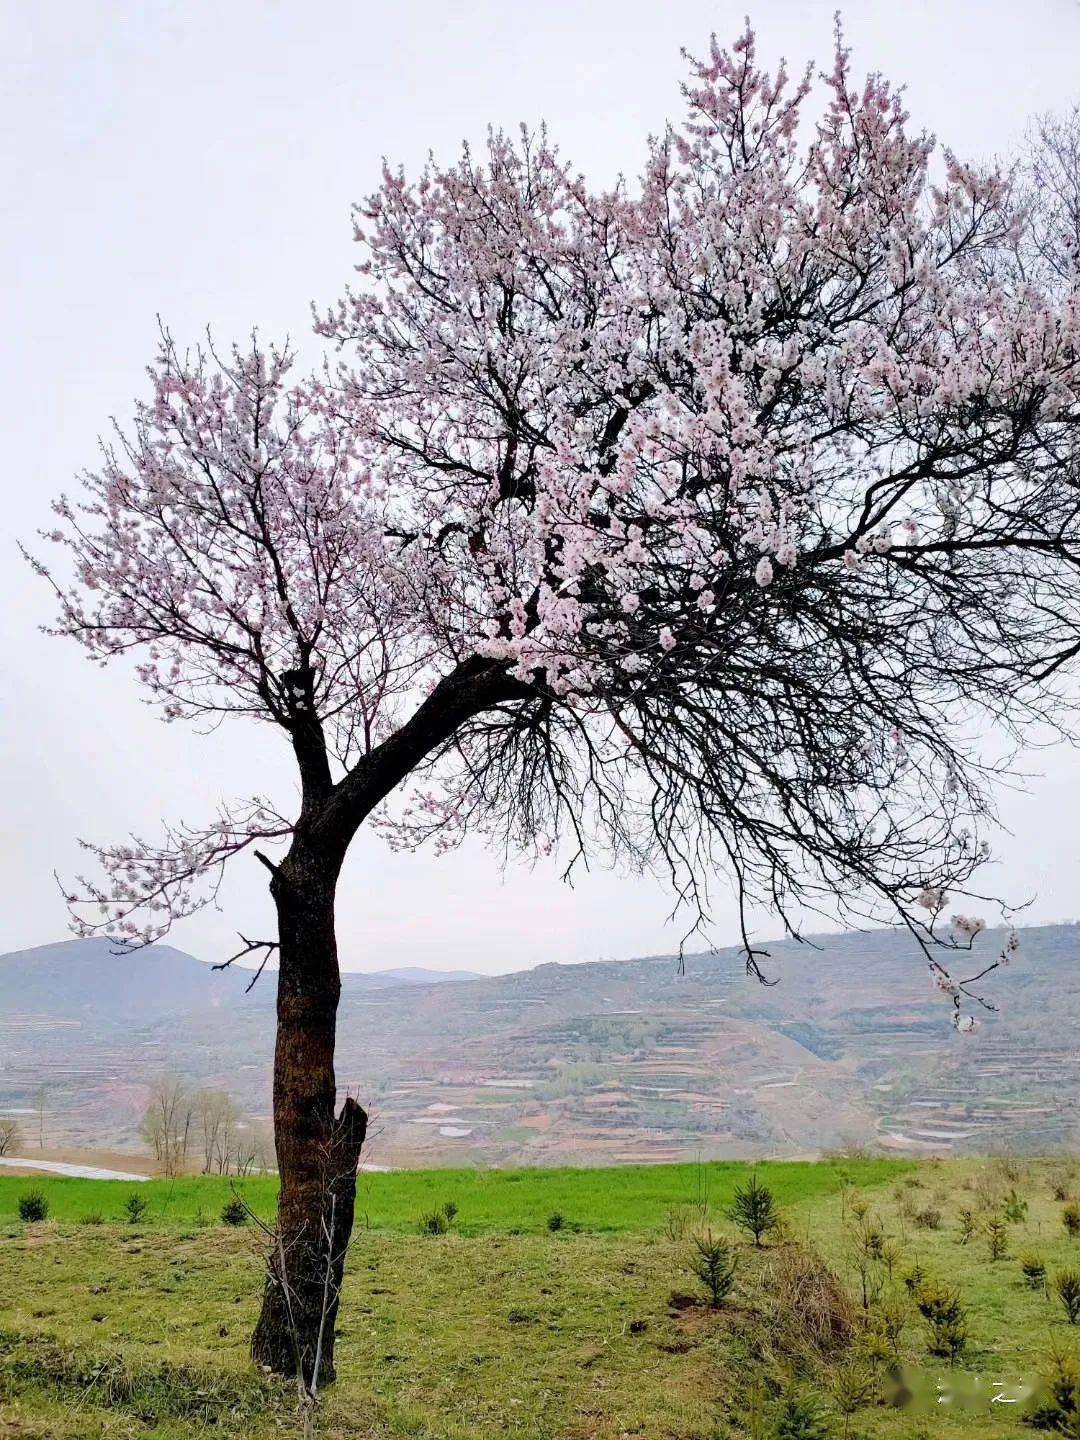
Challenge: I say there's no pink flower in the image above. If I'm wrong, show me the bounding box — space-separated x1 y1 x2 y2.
951 914 986 938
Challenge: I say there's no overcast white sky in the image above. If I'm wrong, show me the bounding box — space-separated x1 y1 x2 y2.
2 0 1079 975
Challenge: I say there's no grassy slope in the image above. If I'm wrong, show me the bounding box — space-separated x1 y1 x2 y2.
2 1157 1079 1439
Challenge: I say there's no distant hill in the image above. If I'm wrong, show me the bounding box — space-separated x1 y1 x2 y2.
0 938 480 1028
0 938 258 1026
1 926 1077 1164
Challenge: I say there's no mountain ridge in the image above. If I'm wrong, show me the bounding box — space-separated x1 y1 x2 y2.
0 937 481 1028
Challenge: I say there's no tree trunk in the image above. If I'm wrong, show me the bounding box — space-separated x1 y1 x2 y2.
251 845 366 1387
248 660 530 1385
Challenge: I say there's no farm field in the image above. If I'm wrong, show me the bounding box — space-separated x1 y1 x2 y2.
3 1156 1080 1438
0 1157 907 1233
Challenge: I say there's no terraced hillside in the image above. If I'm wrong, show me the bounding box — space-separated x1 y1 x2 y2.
1 925 1077 1163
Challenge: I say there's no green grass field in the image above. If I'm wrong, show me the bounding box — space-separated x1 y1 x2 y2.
2 1156 1080 1439
0 1156 909 1232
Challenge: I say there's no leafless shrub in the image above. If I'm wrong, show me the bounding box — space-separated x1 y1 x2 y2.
664 1202 710 1242
0 1118 20 1157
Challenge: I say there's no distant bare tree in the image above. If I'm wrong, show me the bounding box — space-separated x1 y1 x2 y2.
138 1107 164 1163
250 1127 277 1176
192 1089 274 1175
140 1077 195 1178
233 1134 259 1177
195 1089 240 1174
0 1118 21 1156
33 1085 48 1150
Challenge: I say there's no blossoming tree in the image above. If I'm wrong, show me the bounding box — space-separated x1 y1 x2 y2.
33 26 1080 1386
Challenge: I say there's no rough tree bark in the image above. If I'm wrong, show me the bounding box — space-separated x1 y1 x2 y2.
250 841 367 1384
250 659 532 1385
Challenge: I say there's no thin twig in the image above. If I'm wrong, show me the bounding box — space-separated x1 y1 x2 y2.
213 933 280 992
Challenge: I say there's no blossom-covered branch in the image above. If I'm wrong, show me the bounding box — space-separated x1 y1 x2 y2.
59 799 292 945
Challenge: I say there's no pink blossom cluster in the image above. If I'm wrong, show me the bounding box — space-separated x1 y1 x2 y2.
65 801 290 941
310 26 1080 710
32 340 420 733
950 914 987 939
924 908 1024 1035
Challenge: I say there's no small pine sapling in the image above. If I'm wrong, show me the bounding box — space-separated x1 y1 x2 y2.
688 1231 738 1309
986 1218 1009 1261
17 1191 48 1224
916 1283 968 1360
1002 1189 1028 1225
730 1174 779 1248
124 1191 149 1224
220 1198 248 1227
1056 1270 1080 1325
1020 1252 1047 1290
956 1208 977 1245
772 1390 832 1440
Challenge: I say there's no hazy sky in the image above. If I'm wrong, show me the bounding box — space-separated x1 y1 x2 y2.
3 0 1080 975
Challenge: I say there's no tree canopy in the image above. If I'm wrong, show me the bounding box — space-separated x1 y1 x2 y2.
35 24 1080 1027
